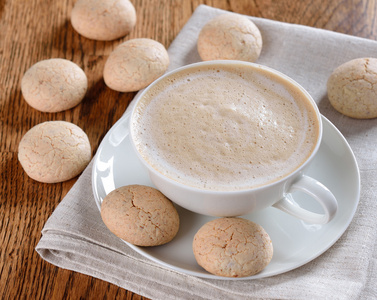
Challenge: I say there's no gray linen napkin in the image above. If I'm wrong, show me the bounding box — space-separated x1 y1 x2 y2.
36 5 377 299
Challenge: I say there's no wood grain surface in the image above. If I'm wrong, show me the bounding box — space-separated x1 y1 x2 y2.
1 0 376 299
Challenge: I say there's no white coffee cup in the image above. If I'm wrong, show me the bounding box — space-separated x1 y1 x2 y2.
129 61 338 224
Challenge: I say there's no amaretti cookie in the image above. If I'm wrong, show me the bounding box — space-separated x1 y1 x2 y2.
100 185 179 246
193 217 273 277
103 38 169 92
21 58 87 112
327 57 377 119
71 0 136 41
18 121 91 183
197 14 262 62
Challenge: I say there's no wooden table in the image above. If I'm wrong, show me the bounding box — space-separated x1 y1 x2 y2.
1 0 376 298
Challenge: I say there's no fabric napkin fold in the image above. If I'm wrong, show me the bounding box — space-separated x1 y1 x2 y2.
37 5 377 299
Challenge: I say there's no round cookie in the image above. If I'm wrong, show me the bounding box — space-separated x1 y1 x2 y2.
197 13 262 62
327 57 377 119
18 121 91 183
71 0 136 41
193 218 273 277
100 185 179 246
21 58 87 112
103 38 169 92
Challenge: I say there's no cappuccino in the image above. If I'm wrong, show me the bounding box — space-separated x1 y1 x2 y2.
131 63 319 191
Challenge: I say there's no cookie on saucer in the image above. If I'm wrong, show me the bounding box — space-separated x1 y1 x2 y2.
193 217 273 277
101 185 179 246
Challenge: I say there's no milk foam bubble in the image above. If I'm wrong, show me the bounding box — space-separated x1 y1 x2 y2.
132 63 319 191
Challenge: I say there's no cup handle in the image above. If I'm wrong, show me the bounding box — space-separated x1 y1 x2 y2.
272 175 338 224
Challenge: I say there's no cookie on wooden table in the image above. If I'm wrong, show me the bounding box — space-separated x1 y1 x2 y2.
18 121 91 183
21 58 87 113
71 0 136 41
103 38 170 92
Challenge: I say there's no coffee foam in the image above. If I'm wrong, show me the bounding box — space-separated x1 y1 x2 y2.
132 63 319 191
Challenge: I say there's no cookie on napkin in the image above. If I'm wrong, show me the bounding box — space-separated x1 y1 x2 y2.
197 13 262 62
327 57 377 119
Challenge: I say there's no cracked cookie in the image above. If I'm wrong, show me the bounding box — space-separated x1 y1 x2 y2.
71 0 136 41
327 57 377 119
103 38 169 92
21 58 87 112
18 121 91 183
197 13 262 62
100 185 179 246
193 217 273 277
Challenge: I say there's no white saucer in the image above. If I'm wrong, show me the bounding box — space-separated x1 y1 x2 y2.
92 113 360 280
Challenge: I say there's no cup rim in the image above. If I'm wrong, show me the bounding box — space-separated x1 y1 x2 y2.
129 60 323 195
